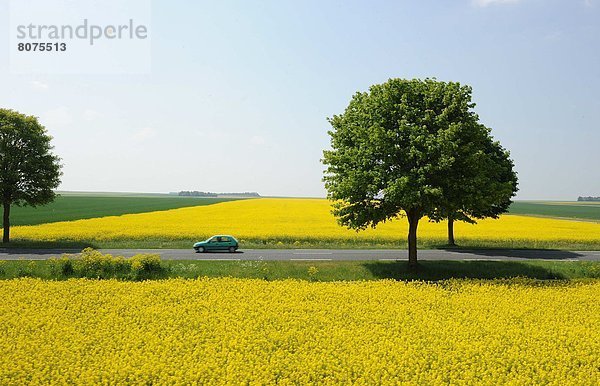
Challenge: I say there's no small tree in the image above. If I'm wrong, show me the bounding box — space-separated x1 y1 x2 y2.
322 78 491 266
0 109 62 243
430 124 518 246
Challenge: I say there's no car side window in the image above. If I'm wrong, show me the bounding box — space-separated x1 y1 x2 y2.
221 237 230 242
210 237 218 243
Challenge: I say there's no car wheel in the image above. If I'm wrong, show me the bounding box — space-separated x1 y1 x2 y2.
228 246 236 253
197 246 205 253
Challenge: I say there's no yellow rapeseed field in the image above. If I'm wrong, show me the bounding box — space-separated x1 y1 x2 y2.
10 198 600 246
1 278 599 385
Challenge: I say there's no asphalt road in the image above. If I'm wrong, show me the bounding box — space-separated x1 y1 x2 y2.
1 248 599 261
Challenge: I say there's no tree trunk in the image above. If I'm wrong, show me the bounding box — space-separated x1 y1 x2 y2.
447 218 456 246
2 201 10 243
407 210 420 268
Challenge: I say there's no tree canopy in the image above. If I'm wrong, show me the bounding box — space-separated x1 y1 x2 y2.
428 123 518 245
0 108 62 243
322 78 517 265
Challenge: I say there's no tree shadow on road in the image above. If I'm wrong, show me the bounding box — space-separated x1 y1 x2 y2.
0 240 96 254
439 248 584 260
363 260 567 281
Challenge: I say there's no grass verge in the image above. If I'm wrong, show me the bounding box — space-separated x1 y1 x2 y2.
3 237 600 250
2 257 600 281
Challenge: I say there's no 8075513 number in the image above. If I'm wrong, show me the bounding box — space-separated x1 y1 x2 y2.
17 42 66 52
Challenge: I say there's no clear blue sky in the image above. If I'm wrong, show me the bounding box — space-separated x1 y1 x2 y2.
1 0 599 199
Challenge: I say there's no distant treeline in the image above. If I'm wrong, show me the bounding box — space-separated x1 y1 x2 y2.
577 196 600 202
177 191 260 198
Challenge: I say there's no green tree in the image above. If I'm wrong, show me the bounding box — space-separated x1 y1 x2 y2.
430 124 518 246
322 78 504 266
0 109 62 243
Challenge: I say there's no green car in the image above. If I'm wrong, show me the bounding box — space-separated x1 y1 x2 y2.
193 235 239 253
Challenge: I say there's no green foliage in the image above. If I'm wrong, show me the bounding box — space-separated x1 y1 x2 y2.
48 256 75 276
77 248 130 278
42 248 166 280
0 108 62 242
4 259 600 282
429 127 518 225
239 258 271 280
322 78 517 260
581 262 600 278
130 253 163 279
323 78 478 230
16 261 37 277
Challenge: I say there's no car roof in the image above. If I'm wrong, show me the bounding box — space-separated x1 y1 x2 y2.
211 235 236 238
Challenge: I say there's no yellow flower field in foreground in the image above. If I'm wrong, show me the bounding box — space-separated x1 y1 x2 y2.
1 278 599 385
11 198 600 246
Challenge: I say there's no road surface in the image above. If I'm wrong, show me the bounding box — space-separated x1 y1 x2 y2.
1 249 599 261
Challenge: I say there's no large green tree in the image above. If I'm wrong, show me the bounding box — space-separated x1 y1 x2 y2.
322 78 508 266
0 109 62 243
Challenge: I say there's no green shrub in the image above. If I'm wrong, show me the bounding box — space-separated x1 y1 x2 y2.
581 262 600 278
16 261 37 277
130 253 163 280
49 256 75 277
63 249 165 280
75 248 130 278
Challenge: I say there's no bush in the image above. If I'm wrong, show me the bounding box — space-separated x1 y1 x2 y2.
49 257 75 277
130 253 163 280
75 248 130 278
61 249 165 280
16 261 37 277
